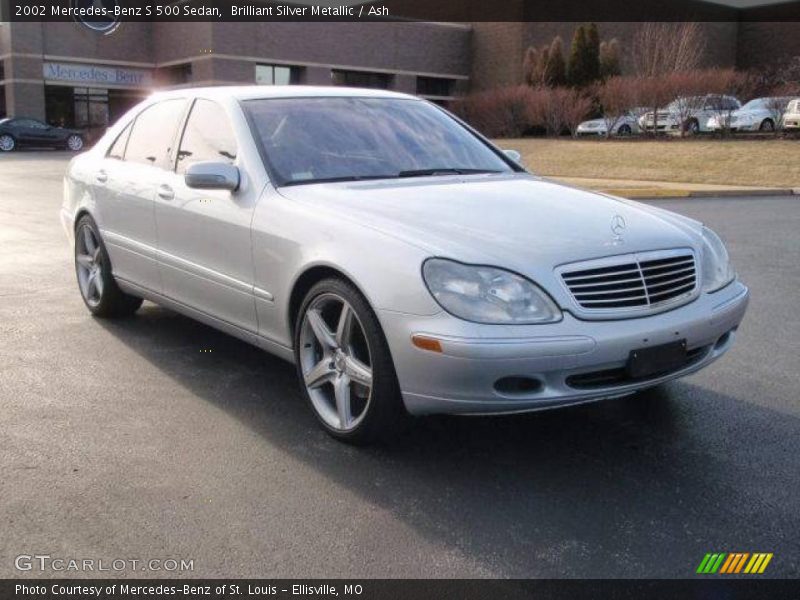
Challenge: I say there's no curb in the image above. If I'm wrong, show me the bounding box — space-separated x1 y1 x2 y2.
600 188 798 200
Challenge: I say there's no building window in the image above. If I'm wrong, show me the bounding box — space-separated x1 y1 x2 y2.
256 64 299 85
331 70 392 90
416 77 454 98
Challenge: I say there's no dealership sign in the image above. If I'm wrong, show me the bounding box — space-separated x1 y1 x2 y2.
43 62 153 88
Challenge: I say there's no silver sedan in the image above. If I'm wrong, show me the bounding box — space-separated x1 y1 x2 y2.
61 86 749 443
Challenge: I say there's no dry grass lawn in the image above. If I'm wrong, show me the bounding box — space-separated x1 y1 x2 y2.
496 138 800 188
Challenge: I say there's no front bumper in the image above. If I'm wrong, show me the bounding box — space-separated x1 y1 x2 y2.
379 281 749 415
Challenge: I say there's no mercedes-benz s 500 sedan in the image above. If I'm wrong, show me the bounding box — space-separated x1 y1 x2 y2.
61 86 749 443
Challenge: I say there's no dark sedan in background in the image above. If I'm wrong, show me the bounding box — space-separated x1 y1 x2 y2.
0 117 84 152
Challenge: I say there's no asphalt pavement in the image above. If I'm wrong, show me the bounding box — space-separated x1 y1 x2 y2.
1 151 798 578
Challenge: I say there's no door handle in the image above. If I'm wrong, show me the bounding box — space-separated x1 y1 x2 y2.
157 184 175 200
95 170 108 183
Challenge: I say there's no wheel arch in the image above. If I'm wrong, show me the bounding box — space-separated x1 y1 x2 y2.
287 264 374 339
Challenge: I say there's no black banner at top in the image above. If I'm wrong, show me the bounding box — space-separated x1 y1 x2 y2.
3 0 800 22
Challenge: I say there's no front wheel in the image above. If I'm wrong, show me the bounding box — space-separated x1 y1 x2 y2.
294 278 407 444
0 134 16 152
617 124 632 137
66 134 84 151
75 215 142 317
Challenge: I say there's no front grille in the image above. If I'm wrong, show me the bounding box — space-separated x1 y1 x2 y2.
561 252 697 312
565 345 710 390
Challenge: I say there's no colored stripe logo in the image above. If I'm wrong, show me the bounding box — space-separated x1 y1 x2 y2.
697 552 773 574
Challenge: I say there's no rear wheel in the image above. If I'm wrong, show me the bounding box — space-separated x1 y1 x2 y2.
617 124 632 137
75 215 142 318
685 119 700 135
294 278 406 444
0 134 16 152
66 134 84 152
759 119 775 132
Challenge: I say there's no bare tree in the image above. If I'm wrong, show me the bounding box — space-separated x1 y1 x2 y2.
632 22 706 78
597 76 640 138
765 83 799 134
561 89 594 137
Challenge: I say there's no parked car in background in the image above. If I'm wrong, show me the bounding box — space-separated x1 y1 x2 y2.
783 99 800 131
639 95 741 134
60 86 749 444
0 117 85 152
707 97 795 132
576 108 645 137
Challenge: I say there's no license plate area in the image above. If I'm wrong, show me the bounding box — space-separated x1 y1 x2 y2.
627 340 687 379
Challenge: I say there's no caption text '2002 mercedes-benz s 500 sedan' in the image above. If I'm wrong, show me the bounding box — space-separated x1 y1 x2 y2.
61 86 749 444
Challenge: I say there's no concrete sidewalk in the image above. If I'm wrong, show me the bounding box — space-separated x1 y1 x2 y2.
550 176 798 199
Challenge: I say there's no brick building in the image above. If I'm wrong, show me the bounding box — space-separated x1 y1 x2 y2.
0 17 798 132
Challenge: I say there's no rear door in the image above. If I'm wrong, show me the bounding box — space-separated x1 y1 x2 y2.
93 99 188 292
154 98 259 333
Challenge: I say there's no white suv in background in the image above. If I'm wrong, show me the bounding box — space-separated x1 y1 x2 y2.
783 99 800 131
707 97 796 132
640 95 741 134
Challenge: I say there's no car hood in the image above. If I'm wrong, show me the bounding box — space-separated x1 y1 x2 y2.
579 119 606 127
279 174 702 285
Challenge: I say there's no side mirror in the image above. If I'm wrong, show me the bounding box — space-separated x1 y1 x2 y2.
185 162 240 191
503 149 522 164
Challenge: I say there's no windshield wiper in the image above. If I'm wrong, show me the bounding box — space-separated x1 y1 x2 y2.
397 168 504 178
281 174 397 187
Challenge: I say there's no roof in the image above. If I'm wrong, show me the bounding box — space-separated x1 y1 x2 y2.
151 85 417 102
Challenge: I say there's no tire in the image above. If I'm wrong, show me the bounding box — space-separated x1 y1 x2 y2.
66 134 84 152
759 119 775 133
0 134 16 152
74 215 143 318
617 124 632 137
685 119 700 135
293 277 407 444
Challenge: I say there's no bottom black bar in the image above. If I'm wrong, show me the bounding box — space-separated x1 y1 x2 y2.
3 579 800 600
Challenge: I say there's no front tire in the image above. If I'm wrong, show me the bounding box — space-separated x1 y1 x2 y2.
293 278 406 444
0 134 16 152
617 124 632 137
75 215 142 318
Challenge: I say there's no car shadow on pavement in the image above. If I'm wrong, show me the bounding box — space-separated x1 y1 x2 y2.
98 303 800 578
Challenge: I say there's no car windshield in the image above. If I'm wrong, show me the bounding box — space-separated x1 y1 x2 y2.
740 98 768 110
666 97 703 111
243 97 514 186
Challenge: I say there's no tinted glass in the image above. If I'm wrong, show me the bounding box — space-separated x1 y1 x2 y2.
176 99 238 174
107 123 132 160
244 97 512 186
124 99 186 167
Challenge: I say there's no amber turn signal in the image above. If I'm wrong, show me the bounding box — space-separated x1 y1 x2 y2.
411 335 443 353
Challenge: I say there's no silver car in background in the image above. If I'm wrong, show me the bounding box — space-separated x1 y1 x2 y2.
707 97 797 132
61 86 749 444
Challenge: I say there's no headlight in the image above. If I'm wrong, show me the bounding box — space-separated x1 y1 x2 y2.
700 226 735 292
422 258 561 324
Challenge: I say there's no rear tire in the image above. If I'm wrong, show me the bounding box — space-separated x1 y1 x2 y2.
66 134 84 152
293 277 407 445
759 119 775 132
617 124 632 137
74 215 142 318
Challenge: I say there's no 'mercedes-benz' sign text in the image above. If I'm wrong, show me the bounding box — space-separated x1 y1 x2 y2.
43 62 153 88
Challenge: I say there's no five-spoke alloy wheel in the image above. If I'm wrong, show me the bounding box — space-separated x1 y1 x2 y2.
294 278 405 444
74 215 142 317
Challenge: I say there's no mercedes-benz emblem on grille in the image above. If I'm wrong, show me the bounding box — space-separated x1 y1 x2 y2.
610 214 626 242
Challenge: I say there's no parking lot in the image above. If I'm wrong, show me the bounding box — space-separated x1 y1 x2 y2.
1 152 798 578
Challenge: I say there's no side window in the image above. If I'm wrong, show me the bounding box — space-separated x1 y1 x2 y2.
124 99 187 168
106 123 132 160
176 99 238 175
